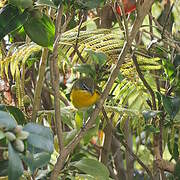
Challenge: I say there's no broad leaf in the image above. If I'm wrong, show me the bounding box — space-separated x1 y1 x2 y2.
72 158 109 180
22 152 51 173
0 130 5 140
142 110 161 121
0 4 28 40
86 49 107 67
71 152 88 162
173 54 180 68
73 64 96 79
168 139 179 162
23 123 54 153
36 0 57 8
23 10 55 48
76 174 95 180
63 129 77 146
0 111 17 130
76 0 105 10
162 95 180 120
0 160 8 176
8 0 33 9
144 124 160 133
174 160 180 178
162 59 176 81
6 106 26 125
8 142 24 180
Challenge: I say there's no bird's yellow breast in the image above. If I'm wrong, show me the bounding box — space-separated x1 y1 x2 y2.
70 89 100 109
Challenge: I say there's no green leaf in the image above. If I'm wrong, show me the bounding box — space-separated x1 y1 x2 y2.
63 129 77 146
76 174 95 180
174 160 180 178
52 0 63 6
144 124 160 133
6 106 26 125
0 104 6 111
86 49 107 67
76 0 105 10
173 142 179 161
75 111 83 130
117 72 124 82
8 0 33 9
0 111 17 130
26 57 39 68
71 152 88 162
142 110 161 121
73 64 96 79
0 4 28 40
61 107 74 128
22 152 51 173
162 59 176 81
23 123 54 153
23 10 55 48
0 130 5 140
83 125 98 145
72 158 109 180
162 95 180 120
8 142 24 180
0 160 8 176
173 54 180 68
36 0 57 8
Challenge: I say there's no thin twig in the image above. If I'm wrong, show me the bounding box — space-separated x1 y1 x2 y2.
120 138 154 179
155 159 175 173
148 10 154 41
62 12 74 33
117 0 129 42
103 108 153 179
32 48 49 121
101 107 114 165
131 52 156 110
161 2 174 38
112 2 123 29
73 12 86 63
50 4 64 153
143 29 180 53
50 1 154 179
149 13 180 53
43 86 70 106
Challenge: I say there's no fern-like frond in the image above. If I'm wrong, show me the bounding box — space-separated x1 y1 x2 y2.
1 43 41 79
0 43 42 108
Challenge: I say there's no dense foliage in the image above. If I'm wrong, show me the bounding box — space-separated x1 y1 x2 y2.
0 0 180 179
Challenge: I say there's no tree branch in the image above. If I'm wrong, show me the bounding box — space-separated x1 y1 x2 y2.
155 159 175 173
74 12 86 64
50 1 154 179
104 110 153 179
32 48 49 121
101 108 114 165
131 52 156 110
49 5 64 178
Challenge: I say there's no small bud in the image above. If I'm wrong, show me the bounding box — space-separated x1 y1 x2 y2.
23 95 31 107
17 130 29 140
13 125 23 134
5 132 16 141
11 85 16 95
3 151 8 160
14 139 24 152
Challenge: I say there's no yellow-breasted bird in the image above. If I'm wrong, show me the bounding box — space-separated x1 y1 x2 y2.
70 77 100 110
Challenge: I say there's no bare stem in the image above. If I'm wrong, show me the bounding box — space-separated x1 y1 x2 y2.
49 1 154 179
131 52 156 110
50 3 64 169
32 48 49 121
